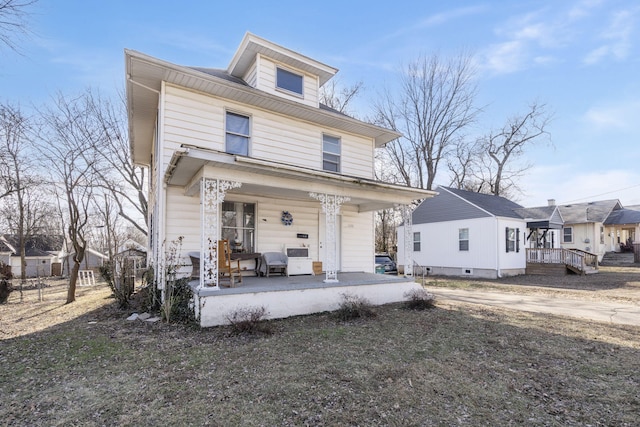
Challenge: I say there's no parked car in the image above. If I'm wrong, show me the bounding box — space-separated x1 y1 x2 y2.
375 253 397 274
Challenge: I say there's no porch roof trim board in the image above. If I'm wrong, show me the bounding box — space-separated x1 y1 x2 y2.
165 146 435 212
125 49 401 166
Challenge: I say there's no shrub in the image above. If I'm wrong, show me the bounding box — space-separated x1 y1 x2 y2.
161 277 195 324
403 288 436 310
100 261 135 309
0 277 12 304
335 293 376 321
226 305 271 335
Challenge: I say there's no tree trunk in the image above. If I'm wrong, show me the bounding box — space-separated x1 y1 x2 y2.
66 259 80 304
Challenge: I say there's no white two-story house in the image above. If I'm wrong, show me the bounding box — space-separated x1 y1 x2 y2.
126 33 433 326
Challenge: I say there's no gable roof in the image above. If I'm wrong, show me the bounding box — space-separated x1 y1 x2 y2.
412 186 524 225
1 234 64 254
557 200 621 224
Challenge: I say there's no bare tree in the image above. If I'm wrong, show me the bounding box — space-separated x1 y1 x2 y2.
0 103 41 285
373 52 480 190
319 78 364 116
40 93 99 304
465 102 552 197
77 88 147 236
0 0 37 53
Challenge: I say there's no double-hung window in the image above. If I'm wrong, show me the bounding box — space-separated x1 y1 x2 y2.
459 228 469 251
323 134 340 172
506 227 520 252
563 227 573 243
276 67 303 96
225 111 250 156
413 232 421 252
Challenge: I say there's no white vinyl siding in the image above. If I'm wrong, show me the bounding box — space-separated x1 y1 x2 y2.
161 85 374 178
255 55 318 107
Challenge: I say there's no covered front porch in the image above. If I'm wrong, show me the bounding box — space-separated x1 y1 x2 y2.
191 272 421 327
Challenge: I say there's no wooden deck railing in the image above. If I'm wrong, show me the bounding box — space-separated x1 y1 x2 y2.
526 248 598 274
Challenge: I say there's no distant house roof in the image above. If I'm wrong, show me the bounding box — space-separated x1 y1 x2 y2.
604 208 640 225
412 186 524 225
557 200 621 224
1 234 64 255
513 206 564 229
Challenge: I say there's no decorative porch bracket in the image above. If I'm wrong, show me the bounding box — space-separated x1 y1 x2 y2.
201 178 241 288
401 204 414 278
310 192 350 283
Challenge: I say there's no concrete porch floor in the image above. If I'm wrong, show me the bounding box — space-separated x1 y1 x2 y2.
190 272 421 327
194 271 411 296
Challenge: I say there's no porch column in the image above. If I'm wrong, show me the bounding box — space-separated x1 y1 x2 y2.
401 204 414 278
201 178 241 288
310 192 350 283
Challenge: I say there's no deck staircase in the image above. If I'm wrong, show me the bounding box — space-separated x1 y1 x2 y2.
526 248 599 275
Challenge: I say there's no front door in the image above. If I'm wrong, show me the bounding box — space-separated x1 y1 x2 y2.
319 213 341 272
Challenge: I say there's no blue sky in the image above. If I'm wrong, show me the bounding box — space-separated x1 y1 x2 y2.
2 0 639 207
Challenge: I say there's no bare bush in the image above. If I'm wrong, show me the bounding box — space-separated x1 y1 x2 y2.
226 306 271 335
403 288 436 310
335 293 377 321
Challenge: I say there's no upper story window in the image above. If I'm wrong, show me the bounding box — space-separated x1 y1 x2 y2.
225 111 250 156
459 228 469 251
322 134 341 172
276 67 303 96
563 227 573 243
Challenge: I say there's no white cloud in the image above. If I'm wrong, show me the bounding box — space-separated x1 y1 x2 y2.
583 100 640 131
583 8 637 64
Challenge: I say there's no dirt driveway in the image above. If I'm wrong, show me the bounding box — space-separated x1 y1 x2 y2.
426 265 640 324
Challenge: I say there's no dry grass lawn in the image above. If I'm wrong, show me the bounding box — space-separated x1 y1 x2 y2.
1 270 639 426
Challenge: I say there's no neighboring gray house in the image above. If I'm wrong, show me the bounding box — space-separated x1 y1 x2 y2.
397 187 527 279
0 235 64 278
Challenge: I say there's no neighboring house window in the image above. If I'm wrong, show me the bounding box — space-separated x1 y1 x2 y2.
563 227 573 243
459 228 469 251
276 67 303 96
221 202 255 253
413 232 421 252
600 226 604 244
505 227 520 253
225 111 250 156
323 134 341 172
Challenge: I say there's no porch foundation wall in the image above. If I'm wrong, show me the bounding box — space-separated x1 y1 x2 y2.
195 280 422 327
401 265 525 280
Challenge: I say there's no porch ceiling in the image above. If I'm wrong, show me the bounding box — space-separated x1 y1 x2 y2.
165 146 435 212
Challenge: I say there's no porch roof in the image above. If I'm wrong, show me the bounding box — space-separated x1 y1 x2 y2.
165 145 435 212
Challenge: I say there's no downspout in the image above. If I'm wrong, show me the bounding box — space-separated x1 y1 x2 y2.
496 219 501 278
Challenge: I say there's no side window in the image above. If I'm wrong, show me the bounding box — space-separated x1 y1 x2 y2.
322 134 341 172
225 111 250 156
563 227 573 243
459 228 469 251
413 232 421 252
506 227 520 253
276 67 303 96
600 226 604 244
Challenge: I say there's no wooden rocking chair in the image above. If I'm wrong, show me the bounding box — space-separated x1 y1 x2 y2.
218 239 243 287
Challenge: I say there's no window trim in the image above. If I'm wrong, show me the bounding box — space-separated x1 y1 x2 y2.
276 66 304 97
459 228 469 251
225 110 251 156
322 133 341 173
563 227 573 244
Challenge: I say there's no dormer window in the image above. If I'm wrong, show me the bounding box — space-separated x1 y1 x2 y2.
276 67 303 96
